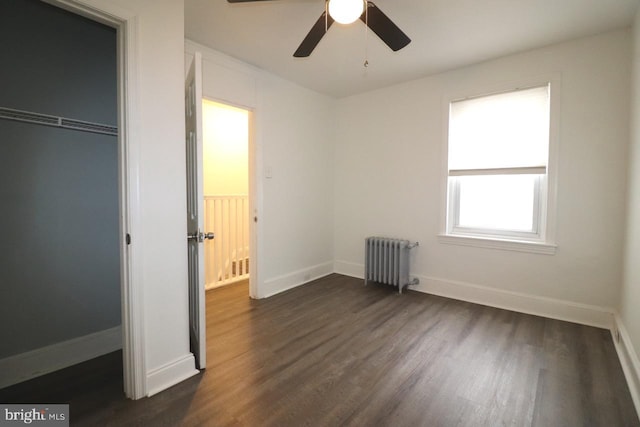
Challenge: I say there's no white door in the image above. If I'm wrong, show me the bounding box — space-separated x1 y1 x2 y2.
185 52 209 369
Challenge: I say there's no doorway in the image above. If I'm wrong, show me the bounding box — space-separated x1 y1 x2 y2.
0 0 147 399
202 100 251 290
185 53 257 371
0 0 125 392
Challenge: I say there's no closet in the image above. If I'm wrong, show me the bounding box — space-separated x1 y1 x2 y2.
0 0 120 386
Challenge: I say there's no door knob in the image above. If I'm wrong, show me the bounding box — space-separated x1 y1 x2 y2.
187 230 214 242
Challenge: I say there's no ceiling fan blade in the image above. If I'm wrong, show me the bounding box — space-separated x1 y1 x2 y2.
294 11 334 57
360 1 410 52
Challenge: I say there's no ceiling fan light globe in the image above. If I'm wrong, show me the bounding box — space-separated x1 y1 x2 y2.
328 0 364 25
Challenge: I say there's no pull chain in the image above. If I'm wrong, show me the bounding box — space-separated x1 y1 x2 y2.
363 0 369 68
325 0 328 33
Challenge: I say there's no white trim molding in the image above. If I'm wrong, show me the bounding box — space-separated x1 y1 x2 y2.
334 261 614 329
438 234 557 255
613 314 640 419
412 275 613 329
117 10 147 402
334 260 366 279
261 262 334 299
146 354 199 397
0 326 122 390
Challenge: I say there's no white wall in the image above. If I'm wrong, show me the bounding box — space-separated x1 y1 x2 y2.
96 0 194 396
3 0 194 398
619 8 640 409
203 100 249 196
186 41 336 298
136 0 192 390
334 29 631 323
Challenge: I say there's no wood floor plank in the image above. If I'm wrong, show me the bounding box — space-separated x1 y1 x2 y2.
0 274 637 426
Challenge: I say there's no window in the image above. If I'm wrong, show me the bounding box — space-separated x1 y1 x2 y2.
444 84 555 251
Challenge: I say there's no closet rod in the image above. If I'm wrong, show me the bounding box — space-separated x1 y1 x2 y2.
0 107 118 136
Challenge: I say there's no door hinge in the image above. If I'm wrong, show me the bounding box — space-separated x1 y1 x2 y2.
126 233 131 245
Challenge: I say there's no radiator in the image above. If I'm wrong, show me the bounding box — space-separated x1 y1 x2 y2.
364 237 419 294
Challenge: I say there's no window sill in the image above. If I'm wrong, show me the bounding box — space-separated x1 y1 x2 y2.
437 234 557 255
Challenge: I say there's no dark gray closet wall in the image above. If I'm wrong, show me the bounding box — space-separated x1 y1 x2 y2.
0 0 120 359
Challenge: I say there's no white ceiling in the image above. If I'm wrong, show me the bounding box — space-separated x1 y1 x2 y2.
185 0 639 98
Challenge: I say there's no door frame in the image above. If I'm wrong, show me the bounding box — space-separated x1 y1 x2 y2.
201 96 258 297
184 42 263 300
247 108 259 300
45 0 146 399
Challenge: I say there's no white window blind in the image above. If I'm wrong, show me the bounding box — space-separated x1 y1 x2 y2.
445 84 552 243
448 85 550 173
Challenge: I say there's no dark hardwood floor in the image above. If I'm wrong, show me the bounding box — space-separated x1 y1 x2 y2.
1 273 638 426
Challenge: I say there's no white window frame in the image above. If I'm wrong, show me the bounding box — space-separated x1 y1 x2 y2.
439 77 560 255
448 168 545 240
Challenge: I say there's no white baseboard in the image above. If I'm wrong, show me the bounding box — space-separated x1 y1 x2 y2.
334 260 364 280
334 260 614 329
261 261 334 298
146 354 198 397
613 314 640 419
414 276 614 329
0 326 122 390
205 275 249 291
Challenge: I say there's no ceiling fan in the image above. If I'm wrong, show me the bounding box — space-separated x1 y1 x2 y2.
226 0 411 58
